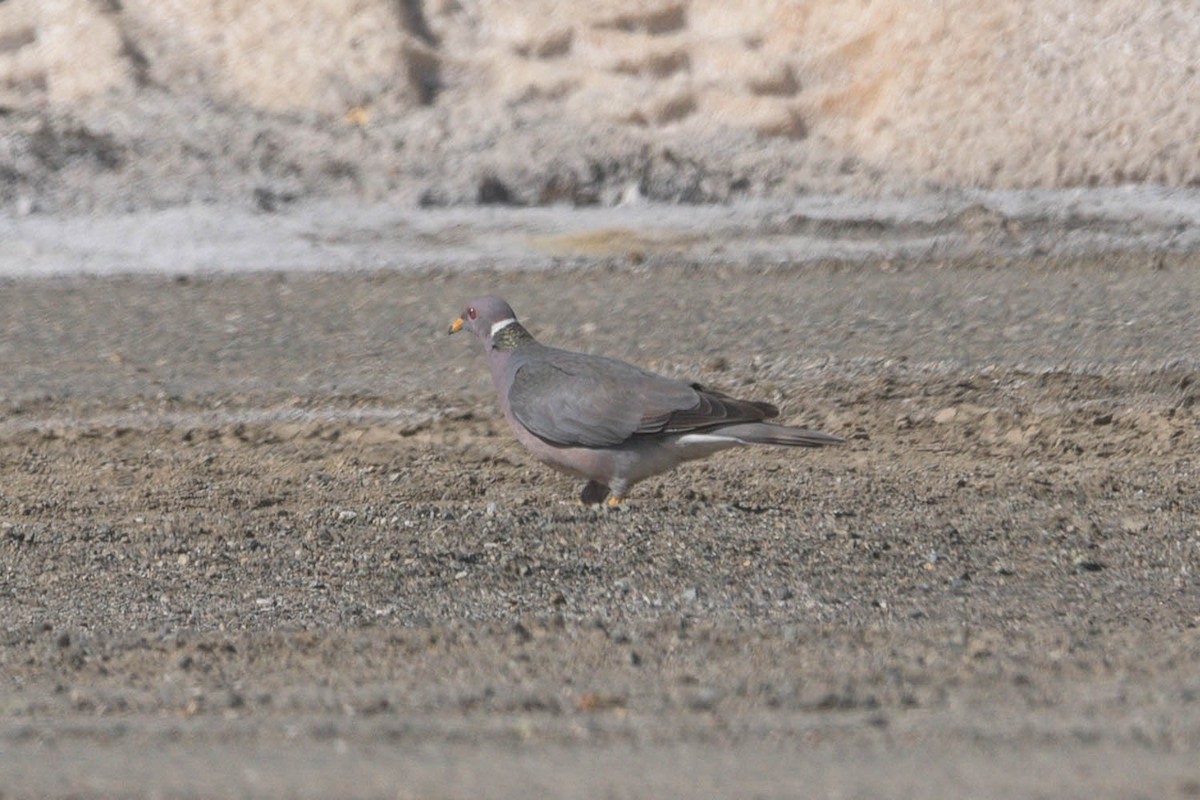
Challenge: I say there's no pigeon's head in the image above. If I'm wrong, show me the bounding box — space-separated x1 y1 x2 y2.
448 295 519 341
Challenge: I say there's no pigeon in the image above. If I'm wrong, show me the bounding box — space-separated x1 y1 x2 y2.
449 295 844 505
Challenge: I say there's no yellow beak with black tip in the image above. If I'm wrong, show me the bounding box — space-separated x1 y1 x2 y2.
448 317 464 335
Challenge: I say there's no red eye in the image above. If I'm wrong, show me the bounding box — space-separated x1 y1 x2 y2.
467 307 477 320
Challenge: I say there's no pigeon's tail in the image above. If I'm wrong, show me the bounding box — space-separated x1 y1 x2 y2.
712 422 847 448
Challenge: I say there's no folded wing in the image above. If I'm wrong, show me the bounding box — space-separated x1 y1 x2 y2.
508 347 779 448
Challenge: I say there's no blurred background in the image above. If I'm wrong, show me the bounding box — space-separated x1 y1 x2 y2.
3 0 1198 214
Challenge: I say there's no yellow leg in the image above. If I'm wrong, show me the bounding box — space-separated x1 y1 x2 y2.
606 495 623 508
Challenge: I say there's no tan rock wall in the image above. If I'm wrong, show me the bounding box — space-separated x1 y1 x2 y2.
0 0 432 112
1 0 1197 188
787 1 1200 186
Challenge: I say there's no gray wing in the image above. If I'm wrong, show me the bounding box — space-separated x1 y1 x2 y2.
508 348 779 448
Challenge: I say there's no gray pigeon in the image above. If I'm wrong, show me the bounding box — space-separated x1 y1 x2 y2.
450 296 844 505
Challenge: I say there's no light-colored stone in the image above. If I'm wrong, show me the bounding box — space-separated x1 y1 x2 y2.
0 0 131 105
933 407 958 425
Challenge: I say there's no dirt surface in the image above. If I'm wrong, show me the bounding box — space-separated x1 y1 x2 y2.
1 255 1199 798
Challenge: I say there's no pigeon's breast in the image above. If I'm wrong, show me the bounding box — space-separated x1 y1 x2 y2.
502 407 618 483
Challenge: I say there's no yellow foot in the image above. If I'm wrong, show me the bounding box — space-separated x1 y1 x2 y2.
606 496 623 508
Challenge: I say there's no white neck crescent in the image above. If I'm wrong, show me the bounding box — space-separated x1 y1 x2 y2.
490 318 517 336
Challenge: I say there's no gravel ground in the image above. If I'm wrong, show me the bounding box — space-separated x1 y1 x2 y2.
1 254 1199 798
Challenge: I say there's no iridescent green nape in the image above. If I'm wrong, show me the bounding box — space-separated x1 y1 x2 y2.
491 323 535 351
